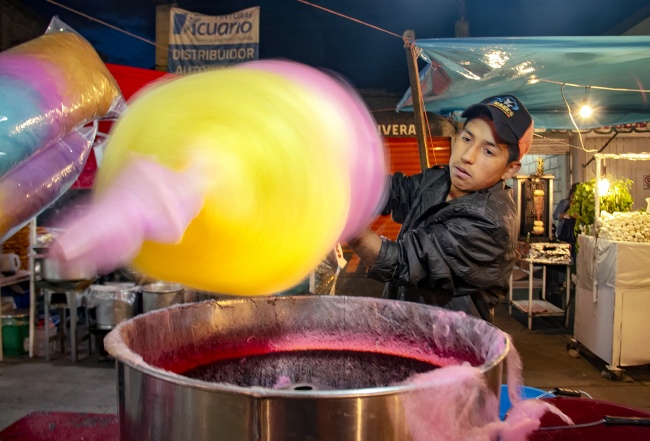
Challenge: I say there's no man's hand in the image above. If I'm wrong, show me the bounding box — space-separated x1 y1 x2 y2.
346 228 383 267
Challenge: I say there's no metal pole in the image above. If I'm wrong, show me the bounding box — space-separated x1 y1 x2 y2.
592 155 601 304
29 218 36 357
583 133 617 168
403 30 430 171
594 155 601 223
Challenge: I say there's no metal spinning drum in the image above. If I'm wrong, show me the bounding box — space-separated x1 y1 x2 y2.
105 295 510 441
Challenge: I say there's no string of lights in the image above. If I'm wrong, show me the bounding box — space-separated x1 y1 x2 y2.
559 84 599 153
593 152 650 222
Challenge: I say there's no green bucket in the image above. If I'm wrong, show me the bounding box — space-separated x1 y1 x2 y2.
2 309 29 356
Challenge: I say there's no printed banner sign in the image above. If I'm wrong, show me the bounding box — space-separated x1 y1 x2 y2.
168 6 260 74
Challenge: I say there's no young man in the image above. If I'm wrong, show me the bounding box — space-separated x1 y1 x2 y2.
348 95 533 322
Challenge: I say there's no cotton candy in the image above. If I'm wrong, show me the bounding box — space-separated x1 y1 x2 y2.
52 61 388 295
0 21 123 178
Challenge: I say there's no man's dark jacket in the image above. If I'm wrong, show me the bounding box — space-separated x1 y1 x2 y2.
367 166 519 321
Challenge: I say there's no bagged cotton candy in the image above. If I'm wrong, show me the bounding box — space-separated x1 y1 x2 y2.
0 16 124 178
0 124 98 242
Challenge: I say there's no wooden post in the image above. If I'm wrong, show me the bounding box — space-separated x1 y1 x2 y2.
403 30 430 171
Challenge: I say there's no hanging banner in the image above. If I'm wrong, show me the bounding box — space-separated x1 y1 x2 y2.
168 6 260 74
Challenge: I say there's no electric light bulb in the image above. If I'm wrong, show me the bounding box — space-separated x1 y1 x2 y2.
598 178 610 196
579 104 593 118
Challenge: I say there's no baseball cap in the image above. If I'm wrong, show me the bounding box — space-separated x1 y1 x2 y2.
461 95 534 160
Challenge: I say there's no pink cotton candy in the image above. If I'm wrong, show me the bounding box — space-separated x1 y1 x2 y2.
505 336 525 409
395 333 573 441
397 364 499 441
49 155 209 275
496 337 573 440
273 376 293 389
500 399 573 441
0 54 65 117
242 60 389 241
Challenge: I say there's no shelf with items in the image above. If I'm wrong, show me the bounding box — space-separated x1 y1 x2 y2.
512 173 555 243
0 270 30 288
0 271 31 360
0 219 37 362
509 242 573 330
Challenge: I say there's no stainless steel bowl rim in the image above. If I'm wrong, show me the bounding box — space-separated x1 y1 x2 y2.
141 282 185 293
106 296 510 399
103 282 137 288
89 284 138 292
35 249 96 282
32 246 50 256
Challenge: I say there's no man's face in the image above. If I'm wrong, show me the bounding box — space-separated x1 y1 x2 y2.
448 116 521 199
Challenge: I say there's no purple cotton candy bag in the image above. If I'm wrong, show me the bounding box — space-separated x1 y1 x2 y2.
0 124 97 242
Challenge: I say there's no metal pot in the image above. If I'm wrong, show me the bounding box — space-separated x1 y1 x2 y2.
34 247 96 282
183 289 233 303
115 266 157 286
86 284 138 330
183 289 210 303
105 296 509 441
141 282 185 313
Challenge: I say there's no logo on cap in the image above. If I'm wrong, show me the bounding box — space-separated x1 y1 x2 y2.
487 96 518 118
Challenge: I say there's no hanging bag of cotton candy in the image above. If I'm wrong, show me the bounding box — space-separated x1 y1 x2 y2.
0 16 125 179
0 123 99 242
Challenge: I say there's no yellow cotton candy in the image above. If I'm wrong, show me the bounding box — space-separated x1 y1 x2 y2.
97 68 351 295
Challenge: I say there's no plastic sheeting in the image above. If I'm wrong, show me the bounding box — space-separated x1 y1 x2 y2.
104 295 572 441
574 234 650 367
0 124 97 242
0 16 124 240
576 235 650 291
397 36 650 130
0 17 123 178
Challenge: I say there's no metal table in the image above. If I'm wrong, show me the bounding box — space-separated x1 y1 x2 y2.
509 257 572 330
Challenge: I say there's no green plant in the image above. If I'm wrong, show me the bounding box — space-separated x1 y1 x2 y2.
568 177 634 235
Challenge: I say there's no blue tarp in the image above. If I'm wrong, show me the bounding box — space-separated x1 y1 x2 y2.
397 36 650 130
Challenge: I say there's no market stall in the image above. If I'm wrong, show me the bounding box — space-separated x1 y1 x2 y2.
0 15 127 360
4 12 650 440
574 235 650 371
0 64 171 361
507 168 573 329
573 153 650 376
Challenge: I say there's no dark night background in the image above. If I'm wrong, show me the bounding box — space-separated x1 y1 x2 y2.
15 0 650 93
